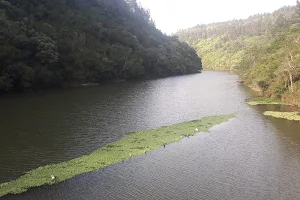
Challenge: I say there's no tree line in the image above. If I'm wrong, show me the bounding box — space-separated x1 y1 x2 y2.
176 2 300 105
0 0 202 93
176 6 297 44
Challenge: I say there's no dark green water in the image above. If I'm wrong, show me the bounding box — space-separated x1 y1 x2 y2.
1 71 300 200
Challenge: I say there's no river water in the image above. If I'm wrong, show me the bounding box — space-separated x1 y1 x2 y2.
1 71 300 200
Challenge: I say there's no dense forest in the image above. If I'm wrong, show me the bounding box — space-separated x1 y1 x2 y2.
0 0 202 93
177 2 300 105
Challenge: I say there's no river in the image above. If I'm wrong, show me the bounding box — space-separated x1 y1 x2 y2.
1 71 300 200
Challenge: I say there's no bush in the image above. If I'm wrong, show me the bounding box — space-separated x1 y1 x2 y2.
0 76 13 92
257 80 269 91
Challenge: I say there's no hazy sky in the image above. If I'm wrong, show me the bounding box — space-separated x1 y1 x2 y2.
137 0 297 34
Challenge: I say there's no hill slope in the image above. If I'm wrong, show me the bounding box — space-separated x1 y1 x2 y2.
0 0 202 93
177 4 300 105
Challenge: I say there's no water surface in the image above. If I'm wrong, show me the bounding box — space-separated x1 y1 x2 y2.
1 71 300 200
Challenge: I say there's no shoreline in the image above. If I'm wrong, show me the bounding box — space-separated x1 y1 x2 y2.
246 94 300 121
244 82 300 107
0 72 203 97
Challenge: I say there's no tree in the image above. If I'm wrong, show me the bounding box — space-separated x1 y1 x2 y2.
0 76 12 91
176 3 300 102
0 0 202 93
284 45 296 91
296 0 300 18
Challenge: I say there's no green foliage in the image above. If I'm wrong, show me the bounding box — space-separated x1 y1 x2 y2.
296 0 300 18
247 97 290 106
0 76 12 91
0 0 202 93
0 114 233 197
264 111 300 121
257 80 269 91
177 4 300 103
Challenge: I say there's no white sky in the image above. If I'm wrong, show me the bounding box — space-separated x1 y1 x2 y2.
137 0 297 34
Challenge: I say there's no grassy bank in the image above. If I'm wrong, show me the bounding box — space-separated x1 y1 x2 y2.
0 114 234 197
264 111 300 121
247 97 291 106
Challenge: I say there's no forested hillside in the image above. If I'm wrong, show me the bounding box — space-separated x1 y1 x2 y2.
177 2 300 105
0 0 202 93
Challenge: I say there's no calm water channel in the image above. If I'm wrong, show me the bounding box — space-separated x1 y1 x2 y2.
1 71 300 200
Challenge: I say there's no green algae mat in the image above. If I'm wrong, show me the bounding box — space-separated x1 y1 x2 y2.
247 97 291 106
264 111 300 121
0 114 234 197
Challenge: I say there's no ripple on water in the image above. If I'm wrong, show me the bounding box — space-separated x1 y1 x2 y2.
1 71 300 200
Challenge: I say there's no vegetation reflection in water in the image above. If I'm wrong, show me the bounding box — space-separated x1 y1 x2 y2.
0 114 234 197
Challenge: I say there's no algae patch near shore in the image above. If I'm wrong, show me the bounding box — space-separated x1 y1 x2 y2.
247 97 291 106
0 114 234 198
264 111 300 121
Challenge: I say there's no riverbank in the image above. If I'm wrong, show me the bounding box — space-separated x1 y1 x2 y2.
246 83 300 107
247 96 300 121
0 114 234 198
